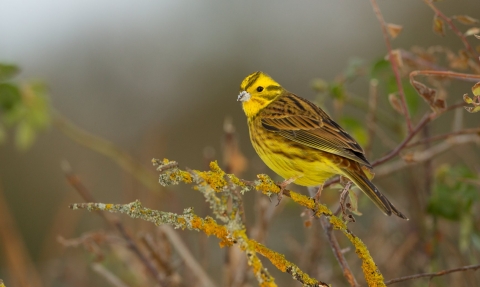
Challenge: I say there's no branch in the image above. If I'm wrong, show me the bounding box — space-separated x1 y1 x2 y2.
70 200 328 287
307 187 360 287
370 0 413 132
406 127 480 148
423 0 480 65
372 113 431 167
153 159 385 286
410 70 480 81
376 134 480 177
53 111 159 190
385 264 480 285
62 162 168 286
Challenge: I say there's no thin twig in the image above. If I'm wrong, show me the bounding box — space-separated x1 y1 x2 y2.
91 263 130 287
370 0 413 132
159 225 218 287
365 79 379 156
62 162 167 286
385 263 480 285
423 0 480 65
406 127 480 148
321 217 360 287
410 70 480 81
372 113 431 167
307 187 360 287
376 134 480 177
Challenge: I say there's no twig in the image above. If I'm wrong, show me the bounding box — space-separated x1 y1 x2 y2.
62 162 167 286
91 263 129 287
376 134 480 177
321 217 360 287
372 113 431 167
365 79 379 156
423 0 480 65
410 70 480 81
370 0 413 132
406 127 480 148
53 111 159 191
385 263 480 285
308 186 360 287
158 225 218 287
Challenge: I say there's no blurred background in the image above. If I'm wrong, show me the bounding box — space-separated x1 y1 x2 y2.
1 0 480 286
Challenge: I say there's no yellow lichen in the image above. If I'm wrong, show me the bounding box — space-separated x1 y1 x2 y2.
289 191 316 209
255 174 280 195
344 232 385 286
195 161 228 192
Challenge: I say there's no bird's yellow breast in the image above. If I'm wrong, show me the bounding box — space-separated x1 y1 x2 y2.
248 117 339 186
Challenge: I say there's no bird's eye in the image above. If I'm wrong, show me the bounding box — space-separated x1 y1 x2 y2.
256 86 264 92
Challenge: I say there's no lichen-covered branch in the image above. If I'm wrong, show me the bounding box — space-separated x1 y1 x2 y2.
154 158 384 286
70 200 328 287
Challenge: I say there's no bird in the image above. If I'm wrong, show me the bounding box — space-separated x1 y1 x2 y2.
237 71 407 219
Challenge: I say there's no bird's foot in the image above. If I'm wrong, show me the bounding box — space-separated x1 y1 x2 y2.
339 181 355 223
275 177 296 206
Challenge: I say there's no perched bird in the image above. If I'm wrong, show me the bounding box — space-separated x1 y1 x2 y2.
237 71 407 219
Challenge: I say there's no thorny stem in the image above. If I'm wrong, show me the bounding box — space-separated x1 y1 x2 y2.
370 0 413 132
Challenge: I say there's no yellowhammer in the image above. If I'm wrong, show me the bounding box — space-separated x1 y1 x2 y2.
237 71 407 219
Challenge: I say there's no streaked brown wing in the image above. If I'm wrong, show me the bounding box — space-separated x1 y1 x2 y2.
259 93 371 167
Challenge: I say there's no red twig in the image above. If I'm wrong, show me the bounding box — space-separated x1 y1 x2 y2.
410 70 480 81
385 263 480 285
372 113 431 167
370 0 413 132
406 127 480 148
423 0 480 65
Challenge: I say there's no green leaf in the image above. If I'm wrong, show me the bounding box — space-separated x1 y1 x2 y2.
402 79 420 115
0 83 21 111
329 82 347 101
0 63 20 82
427 164 479 220
370 58 391 79
15 121 36 150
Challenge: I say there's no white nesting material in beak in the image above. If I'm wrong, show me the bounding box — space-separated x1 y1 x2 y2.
237 91 251 102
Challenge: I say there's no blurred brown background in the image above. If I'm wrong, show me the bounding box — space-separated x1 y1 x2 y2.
1 1 479 286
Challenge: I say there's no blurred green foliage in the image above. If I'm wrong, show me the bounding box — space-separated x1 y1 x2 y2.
428 164 480 253
0 63 51 149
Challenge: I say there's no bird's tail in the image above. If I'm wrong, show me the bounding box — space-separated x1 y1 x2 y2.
342 167 408 220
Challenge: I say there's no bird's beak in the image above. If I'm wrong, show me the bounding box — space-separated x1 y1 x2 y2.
237 91 251 102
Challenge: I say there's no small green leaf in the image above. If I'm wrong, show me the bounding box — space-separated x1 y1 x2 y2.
427 164 479 220
370 58 391 79
329 82 347 101
15 121 36 150
0 83 21 111
0 63 20 82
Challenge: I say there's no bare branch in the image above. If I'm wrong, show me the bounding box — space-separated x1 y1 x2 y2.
370 0 413 132
385 264 480 285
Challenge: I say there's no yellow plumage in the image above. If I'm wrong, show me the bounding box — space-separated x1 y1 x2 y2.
237 71 407 219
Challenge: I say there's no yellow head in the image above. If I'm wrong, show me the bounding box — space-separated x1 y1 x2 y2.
237 71 285 118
